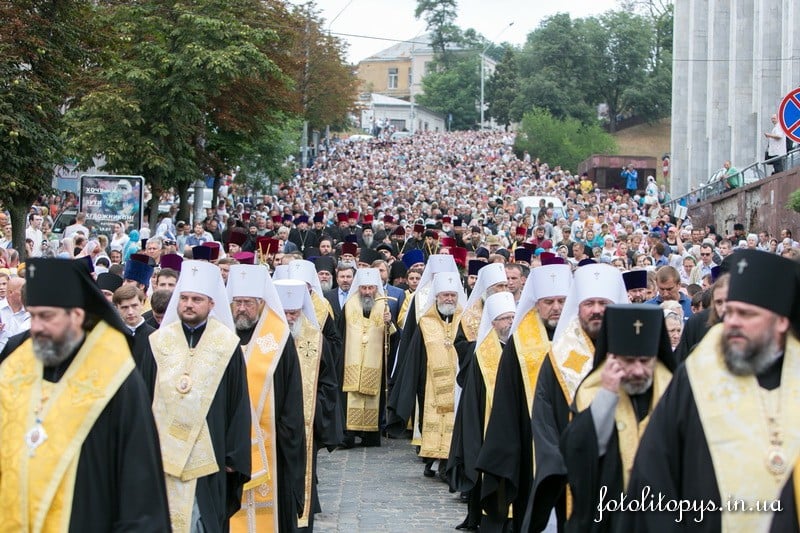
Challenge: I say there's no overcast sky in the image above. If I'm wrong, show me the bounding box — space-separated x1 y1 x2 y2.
290 0 622 63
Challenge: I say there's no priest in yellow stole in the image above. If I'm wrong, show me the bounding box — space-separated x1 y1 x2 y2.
387 272 466 476
142 260 252 533
226 265 306 533
563 304 675 532
477 261 572 532
447 291 516 532
625 249 800 532
0 258 170 532
274 279 343 531
339 267 396 448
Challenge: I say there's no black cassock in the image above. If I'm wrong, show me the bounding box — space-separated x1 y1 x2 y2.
305 335 345 530
475 340 535 533
674 308 711 361
42 346 171 531
139 324 253 533
446 344 507 532
771 469 800 532
560 388 652 533
521 356 572 533
620 360 783 532
385 322 427 437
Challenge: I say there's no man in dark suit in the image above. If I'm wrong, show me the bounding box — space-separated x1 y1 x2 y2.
372 260 405 323
112 284 156 367
324 264 356 321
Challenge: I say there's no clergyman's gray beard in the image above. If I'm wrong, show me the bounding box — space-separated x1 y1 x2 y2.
32 330 83 367
289 319 302 339
319 279 333 291
721 330 780 376
363 236 373 247
235 314 258 331
361 295 375 314
622 376 653 396
437 302 457 316
496 326 511 344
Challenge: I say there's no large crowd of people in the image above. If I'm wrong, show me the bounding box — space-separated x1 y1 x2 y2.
1 129 800 532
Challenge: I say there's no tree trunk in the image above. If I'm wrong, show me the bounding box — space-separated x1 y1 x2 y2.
177 181 190 224
10 201 31 261
147 195 160 234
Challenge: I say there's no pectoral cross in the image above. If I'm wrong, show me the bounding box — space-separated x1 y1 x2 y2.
633 320 643 335
737 258 748 274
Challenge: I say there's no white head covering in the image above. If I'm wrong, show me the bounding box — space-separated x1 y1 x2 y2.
463 262 508 312
161 260 235 330
423 271 467 315
226 263 268 300
414 254 460 321
553 263 629 341
477 292 516 346
287 259 324 297
274 279 319 329
226 263 286 323
272 264 289 280
511 264 572 335
346 268 385 305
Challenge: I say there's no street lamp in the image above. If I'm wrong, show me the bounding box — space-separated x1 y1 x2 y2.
480 22 514 130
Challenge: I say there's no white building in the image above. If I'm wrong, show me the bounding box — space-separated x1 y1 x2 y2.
670 0 800 197
359 93 446 133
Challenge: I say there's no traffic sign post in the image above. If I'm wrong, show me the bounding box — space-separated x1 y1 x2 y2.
778 87 800 143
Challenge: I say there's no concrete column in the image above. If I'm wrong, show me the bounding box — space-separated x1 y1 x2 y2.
686 0 710 190
707 0 731 175
728 0 756 174
755 0 784 162
670 0 691 196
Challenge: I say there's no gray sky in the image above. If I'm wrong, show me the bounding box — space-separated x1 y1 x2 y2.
292 0 621 63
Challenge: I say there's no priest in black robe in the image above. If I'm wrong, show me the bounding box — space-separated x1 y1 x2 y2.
522 263 629 532
274 278 343 531
561 304 675 533
476 262 570 533
622 250 800 532
139 260 252 533
0 258 170 531
226 265 308 533
446 292 517 532
771 460 800 532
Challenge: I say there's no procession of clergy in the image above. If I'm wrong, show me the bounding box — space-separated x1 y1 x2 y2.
2 243 800 532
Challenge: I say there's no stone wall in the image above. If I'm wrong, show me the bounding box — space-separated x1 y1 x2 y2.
687 167 800 236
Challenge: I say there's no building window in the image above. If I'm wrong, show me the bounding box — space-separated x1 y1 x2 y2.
408 67 413 88
388 68 398 89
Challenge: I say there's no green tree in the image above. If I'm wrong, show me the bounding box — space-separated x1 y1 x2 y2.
485 47 519 129
586 11 653 131
416 55 480 130
515 108 617 171
415 0 460 63
512 14 596 125
0 0 100 256
65 0 288 227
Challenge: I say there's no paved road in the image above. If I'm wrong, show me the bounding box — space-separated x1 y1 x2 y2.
314 437 466 532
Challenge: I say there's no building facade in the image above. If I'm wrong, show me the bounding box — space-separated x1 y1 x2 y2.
358 93 445 133
670 0 800 197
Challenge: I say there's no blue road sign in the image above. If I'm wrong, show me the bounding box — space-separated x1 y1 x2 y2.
779 88 800 143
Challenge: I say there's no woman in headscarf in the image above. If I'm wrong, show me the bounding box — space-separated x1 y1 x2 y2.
122 229 140 262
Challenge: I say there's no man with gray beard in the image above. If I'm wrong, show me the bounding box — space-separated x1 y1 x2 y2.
338 268 396 448
624 249 800 531
387 272 466 478
274 279 342 531
0 258 170 531
561 305 675 532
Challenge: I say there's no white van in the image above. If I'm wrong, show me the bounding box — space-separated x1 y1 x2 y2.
515 196 566 220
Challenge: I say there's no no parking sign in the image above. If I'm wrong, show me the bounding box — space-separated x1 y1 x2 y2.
779 87 800 143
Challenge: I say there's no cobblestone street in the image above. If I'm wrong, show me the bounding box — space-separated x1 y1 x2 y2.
314 437 465 532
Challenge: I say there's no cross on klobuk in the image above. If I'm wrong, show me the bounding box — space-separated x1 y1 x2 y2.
633 320 643 335
240 271 247 280
737 258 748 275
550 273 557 284
28 264 36 278
191 266 200 276
593 271 601 280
